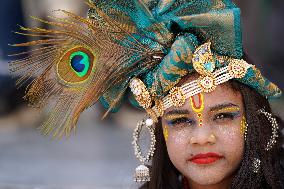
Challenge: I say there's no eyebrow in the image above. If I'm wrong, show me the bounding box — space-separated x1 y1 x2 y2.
209 103 240 112
165 109 190 116
164 103 240 116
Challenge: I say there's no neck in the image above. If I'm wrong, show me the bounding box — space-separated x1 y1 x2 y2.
185 176 233 189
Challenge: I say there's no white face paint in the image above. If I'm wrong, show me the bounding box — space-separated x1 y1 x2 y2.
162 79 245 188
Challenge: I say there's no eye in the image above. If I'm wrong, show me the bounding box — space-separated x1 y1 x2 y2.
213 112 239 122
166 117 194 127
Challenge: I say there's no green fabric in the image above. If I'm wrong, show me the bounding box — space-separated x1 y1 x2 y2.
89 0 281 112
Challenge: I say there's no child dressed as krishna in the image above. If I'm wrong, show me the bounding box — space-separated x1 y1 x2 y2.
10 0 284 188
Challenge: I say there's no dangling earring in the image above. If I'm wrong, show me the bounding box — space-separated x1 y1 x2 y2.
240 116 248 140
252 158 261 173
132 118 156 182
258 108 279 151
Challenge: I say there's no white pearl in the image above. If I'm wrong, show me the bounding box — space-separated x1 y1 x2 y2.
145 118 153 126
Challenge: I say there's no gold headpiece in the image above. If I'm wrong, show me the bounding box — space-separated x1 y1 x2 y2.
129 42 253 122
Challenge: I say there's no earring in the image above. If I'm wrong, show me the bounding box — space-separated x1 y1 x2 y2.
258 108 279 151
240 116 248 140
132 118 156 182
252 158 261 173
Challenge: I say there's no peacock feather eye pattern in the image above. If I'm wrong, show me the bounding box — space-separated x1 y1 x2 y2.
9 1 170 138
70 51 90 77
57 46 96 85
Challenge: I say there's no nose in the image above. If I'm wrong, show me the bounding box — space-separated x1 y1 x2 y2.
189 127 216 145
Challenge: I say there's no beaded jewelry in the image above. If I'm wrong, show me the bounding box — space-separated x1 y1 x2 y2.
130 78 152 109
130 42 253 122
132 118 156 182
241 116 248 140
258 108 279 151
129 42 254 182
252 158 261 173
9 0 283 185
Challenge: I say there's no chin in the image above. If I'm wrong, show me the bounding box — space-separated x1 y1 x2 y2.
187 173 225 186
183 163 228 186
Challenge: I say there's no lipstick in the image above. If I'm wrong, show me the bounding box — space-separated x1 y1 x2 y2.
189 152 223 165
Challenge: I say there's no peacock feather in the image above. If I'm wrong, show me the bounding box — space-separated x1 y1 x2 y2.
9 0 171 138
11 0 280 138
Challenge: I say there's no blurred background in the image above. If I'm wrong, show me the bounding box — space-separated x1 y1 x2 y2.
0 0 283 188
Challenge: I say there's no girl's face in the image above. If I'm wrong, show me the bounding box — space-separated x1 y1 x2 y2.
162 81 245 186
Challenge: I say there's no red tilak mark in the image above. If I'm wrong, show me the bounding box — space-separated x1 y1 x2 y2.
190 93 203 110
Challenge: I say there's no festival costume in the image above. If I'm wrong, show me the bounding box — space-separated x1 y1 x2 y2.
10 0 281 184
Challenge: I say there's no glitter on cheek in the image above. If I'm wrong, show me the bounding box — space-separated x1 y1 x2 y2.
170 128 189 145
215 122 244 167
219 126 238 141
165 127 190 174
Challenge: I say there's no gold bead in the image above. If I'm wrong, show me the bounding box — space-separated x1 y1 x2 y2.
146 108 158 123
155 99 164 117
130 78 152 109
169 87 186 107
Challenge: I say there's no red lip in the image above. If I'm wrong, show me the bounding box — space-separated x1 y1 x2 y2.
189 152 223 164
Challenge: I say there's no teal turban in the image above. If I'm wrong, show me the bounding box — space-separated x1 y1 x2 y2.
89 0 281 112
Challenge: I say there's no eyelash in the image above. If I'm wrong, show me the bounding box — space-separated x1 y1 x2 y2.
213 112 239 121
166 112 240 126
167 117 194 127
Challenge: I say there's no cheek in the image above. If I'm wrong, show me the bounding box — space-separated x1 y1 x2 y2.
164 126 190 169
217 123 244 165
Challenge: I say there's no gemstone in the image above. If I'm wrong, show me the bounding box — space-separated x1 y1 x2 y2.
200 48 206 54
204 62 214 72
198 75 217 93
194 56 200 62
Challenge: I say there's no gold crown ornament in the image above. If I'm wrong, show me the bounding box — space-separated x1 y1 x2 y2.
129 42 253 121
